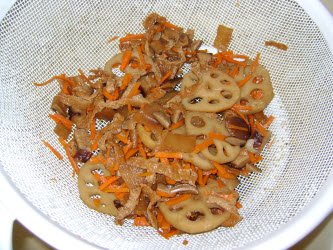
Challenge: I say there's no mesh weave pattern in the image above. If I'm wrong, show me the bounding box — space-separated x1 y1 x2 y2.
0 0 333 249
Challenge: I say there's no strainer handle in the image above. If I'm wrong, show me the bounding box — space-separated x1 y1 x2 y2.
0 200 14 250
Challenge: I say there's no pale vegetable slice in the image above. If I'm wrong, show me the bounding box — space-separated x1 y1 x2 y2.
183 152 214 170
137 124 161 149
239 65 274 114
185 111 229 136
78 163 119 216
182 70 240 112
200 139 240 164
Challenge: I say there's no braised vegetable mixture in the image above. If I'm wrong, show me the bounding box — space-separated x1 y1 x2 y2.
36 13 275 238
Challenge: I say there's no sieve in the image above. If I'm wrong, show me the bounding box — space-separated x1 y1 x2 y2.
0 0 333 249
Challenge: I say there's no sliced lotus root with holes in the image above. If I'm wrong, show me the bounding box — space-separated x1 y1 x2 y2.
185 111 229 136
200 138 240 164
183 152 214 170
181 70 240 112
158 179 237 234
239 65 274 114
137 124 161 149
78 163 120 216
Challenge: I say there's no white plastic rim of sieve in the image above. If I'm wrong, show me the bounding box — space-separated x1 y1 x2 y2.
0 0 332 250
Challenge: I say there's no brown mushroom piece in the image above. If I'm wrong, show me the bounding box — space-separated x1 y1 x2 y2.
224 110 250 140
157 183 198 196
78 163 120 216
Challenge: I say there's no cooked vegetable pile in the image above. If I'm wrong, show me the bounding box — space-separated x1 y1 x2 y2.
35 13 275 238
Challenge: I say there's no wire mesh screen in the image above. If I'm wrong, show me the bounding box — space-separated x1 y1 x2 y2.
0 0 332 249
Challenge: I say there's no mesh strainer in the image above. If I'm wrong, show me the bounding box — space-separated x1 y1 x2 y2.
0 0 333 249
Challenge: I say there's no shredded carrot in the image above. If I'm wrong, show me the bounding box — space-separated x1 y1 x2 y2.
197 169 204 186
213 162 236 179
165 194 192 207
251 53 260 73
99 176 120 191
108 35 119 43
255 120 267 137
120 73 133 90
41 140 63 160
104 187 130 193
159 157 169 164
248 114 255 135
232 104 253 111
59 138 80 174
202 174 210 185
192 138 214 154
183 162 191 169
119 33 145 43
92 198 101 208
120 50 132 71
91 132 103 151
89 154 106 164
33 74 75 87
127 82 141 98
263 115 275 128
163 21 180 30
138 141 147 159
216 178 225 188
156 190 176 198
125 147 139 159
229 65 239 78
208 132 225 141
157 210 171 232
230 107 250 126
115 192 126 200
236 201 243 209
159 229 180 239
248 151 263 163
165 176 176 185
228 124 249 132
137 45 149 71
122 142 133 155
134 216 150 226
103 88 119 101
169 119 185 130
116 130 130 144
159 70 172 86
49 114 73 130
155 152 183 159
78 69 94 87
237 74 253 87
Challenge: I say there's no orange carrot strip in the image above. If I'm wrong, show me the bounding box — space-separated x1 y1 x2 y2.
78 69 94 87
41 140 63 160
104 187 130 193
122 142 133 155
202 174 210 185
229 65 239 78
33 74 75 87
134 216 150 226
49 114 73 130
119 33 145 43
59 138 80 174
228 124 249 132
208 132 225 141
163 21 180 30
91 132 103 151
248 152 263 163
183 163 191 169
255 120 267 137
127 82 141 98
138 141 147 159
213 162 236 179
103 88 119 101
137 45 149 71
155 152 183 159
108 36 119 43
99 176 120 191
159 229 180 239
159 70 172 86
216 178 225 188
115 192 126 200
192 138 214 154
232 104 253 111
236 201 242 209
120 50 132 71
165 194 192 207
89 154 106 164
248 114 255 135
90 117 96 140
165 176 176 185
231 107 250 126
251 53 260 73
157 210 171 231
116 131 130 144
120 73 133 90
263 115 275 128
237 74 253 87
125 148 139 159
156 190 176 198
197 169 204 186
169 119 185 130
